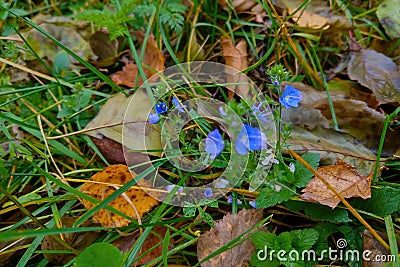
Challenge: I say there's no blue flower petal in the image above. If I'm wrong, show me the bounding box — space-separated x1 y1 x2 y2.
204 188 213 198
148 113 160 124
205 129 224 159
155 102 168 114
279 85 302 108
251 103 270 123
235 124 267 154
172 96 186 113
249 201 257 208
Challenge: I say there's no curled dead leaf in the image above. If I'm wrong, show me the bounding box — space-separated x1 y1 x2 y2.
197 209 266 267
301 159 372 208
221 38 250 99
79 164 159 227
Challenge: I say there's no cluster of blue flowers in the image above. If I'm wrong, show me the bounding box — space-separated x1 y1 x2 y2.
148 96 186 124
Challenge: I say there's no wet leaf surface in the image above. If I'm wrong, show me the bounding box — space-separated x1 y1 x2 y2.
348 49 400 104
301 159 372 208
79 164 159 227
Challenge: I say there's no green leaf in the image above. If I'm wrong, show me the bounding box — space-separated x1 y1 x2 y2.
53 51 70 76
293 153 320 188
275 232 292 251
256 187 294 208
377 0 400 39
183 206 196 217
291 228 319 252
252 232 277 249
75 243 122 267
350 186 400 217
285 201 350 223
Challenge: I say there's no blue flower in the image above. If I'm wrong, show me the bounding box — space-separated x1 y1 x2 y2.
166 185 183 193
272 78 280 87
215 178 229 189
155 102 168 114
219 106 227 117
204 188 213 198
172 96 186 113
227 195 242 205
279 85 302 108
205 129 225 159
235 124 267 155
148 113 160 124
251 102 270 122
249 201 257 208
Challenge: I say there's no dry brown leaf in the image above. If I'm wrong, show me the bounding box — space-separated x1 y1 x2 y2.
301 159 372 208
41 216 100 265
221 38 250 99
218 0 265 23
111 32 164 87
197 209 265 267
79 164 159 227
347 49 400 104
112 226 173 266
362 230 392 267
280 0 351 30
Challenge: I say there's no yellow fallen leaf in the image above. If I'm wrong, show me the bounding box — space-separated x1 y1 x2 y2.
79 164 159 227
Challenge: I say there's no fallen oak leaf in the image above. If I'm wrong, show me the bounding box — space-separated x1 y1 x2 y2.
301 159 372 209
197 209 266 267
79 164 159 227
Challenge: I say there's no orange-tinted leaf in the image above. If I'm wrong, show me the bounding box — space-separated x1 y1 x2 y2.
197 209 265 267
79 164 159 227
112 226 173 266
111 32 164 87
301 159 372 208
221 38 249 99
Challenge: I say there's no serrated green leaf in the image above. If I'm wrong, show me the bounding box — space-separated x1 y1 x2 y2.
291 228 319 252
275 232 292 251
256 187 294 208
252 232 277 249
75 243 122 267
285 201 350 223
350 187 400 217
294 153 320 188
